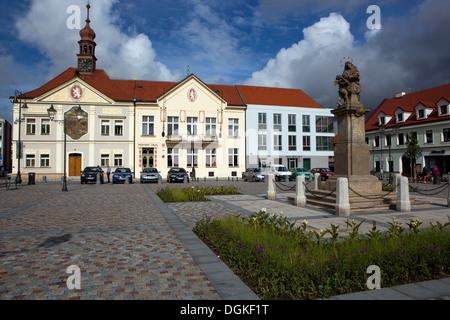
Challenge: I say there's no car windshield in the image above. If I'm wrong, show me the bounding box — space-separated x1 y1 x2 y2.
170 168 186 173
321 168 331 172
143 168 158 173
115 168 131 173
84 167 101 172
275 166 288 172
253 168 261 172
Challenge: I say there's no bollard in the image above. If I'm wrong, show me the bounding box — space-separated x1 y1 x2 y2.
125 176 130 184
295 175 306 207
96 173 102 185
183 175 188 184
267 174 276 200
396 176 411 212
336 177 350 216
158 175 162 185
314 173 321 190
285 175 289 182
42 176 47 183
393 174 401 192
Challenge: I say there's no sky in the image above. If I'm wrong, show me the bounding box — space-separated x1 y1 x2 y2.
1 0 449 124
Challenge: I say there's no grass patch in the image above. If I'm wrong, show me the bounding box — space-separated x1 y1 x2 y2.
157 185 241 202
193 210 450 300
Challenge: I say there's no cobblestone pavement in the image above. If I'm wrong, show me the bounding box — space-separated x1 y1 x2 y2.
0 182 219 300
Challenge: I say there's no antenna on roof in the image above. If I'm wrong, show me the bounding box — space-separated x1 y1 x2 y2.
187 65 190 77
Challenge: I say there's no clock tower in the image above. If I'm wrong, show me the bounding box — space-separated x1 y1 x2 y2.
77 3 97 75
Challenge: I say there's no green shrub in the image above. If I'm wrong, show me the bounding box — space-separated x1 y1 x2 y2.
193 211 450 300
157 185 241 202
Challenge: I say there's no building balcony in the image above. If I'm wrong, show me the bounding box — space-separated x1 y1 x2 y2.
166 134 218 145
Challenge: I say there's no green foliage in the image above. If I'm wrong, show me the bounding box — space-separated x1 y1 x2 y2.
193 210 450 300
157 185 241 202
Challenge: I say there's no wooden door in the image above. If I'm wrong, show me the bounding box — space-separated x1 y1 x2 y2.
69 154 82 176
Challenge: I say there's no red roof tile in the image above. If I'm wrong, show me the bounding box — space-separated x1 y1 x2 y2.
365 83 450 132
236 85 323 108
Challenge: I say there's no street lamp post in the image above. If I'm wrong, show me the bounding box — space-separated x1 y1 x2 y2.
13 91 28 184
47 105 83 191
379 124 385 179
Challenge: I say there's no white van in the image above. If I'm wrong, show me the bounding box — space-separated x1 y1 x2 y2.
264 164 292 181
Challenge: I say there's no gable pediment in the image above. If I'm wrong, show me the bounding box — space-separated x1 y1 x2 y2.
37 79 115 105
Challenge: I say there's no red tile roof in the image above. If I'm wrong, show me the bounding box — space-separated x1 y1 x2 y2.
17 68 324 109
236 85 323 108
365 83 450 132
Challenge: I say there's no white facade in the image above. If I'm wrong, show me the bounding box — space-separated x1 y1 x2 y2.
246 105 335 170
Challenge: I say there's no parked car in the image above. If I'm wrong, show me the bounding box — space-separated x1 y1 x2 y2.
112 168 133 184
267 164 292 181
81 166 104 184
243 168 265 182
310 168 334 181
140 168 161 183
289 167 312 181
167 167 189 183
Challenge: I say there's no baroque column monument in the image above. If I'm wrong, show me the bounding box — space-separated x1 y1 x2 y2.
326 61 382 193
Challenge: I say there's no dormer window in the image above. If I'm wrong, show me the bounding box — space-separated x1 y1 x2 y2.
437 98 450 116
440 105 448 116
397 113 403 122
418 109 425 119
379 116 385 125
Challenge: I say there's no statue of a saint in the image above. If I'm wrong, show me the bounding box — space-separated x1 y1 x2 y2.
334 61 362 109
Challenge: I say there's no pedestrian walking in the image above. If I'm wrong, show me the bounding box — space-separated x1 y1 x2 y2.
422 166 428 183
107 165 111 183
432 165 440 184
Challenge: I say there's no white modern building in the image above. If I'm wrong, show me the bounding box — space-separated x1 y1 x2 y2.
239 85 335 170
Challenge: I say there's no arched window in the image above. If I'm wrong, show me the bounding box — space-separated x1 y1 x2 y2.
83 45 87 54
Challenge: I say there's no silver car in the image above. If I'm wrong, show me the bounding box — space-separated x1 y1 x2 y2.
140 168 161 183
243 168 265 182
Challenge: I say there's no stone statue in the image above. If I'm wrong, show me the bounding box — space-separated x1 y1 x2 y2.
334 61 362 109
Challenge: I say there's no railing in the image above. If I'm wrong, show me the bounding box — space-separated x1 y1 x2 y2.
166 134 218 143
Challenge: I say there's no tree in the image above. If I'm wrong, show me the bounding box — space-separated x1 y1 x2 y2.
404 132 422 182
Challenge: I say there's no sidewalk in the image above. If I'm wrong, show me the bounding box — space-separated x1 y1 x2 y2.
0 181 448 300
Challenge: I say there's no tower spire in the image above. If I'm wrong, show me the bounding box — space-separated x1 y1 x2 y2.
77 2 97 75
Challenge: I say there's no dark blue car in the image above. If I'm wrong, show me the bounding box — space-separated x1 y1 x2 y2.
112 168 133 184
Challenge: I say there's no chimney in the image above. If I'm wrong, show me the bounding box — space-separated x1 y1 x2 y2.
395 92 406 98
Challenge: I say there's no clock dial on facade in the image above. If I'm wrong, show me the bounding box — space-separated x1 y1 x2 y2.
78 58 93 72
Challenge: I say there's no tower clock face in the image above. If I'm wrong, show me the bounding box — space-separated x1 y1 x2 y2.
78 58 93 72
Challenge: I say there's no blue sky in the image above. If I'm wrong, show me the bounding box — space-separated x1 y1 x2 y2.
1 0 449 123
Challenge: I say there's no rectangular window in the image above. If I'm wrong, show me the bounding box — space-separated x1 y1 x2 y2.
397 113 403 122
375 136 380 147
273 114 282 131
288 114 296 132
101 120 110 136
26 154 35 167
101 154 109 167
440 105 448 115
114 154 123 167
302 115 310 132
426 130 433 144
288 135 297 151
142 116 154 136
386 135 392 147
316 136 333 151
114 120 123 136
167 116 179 136
205 117 217 136
316 116 334 133
26 118 36 135
187 148 198 167
228 148 239 167
444 128 450 142
41 119 50 135
418 109 425 119
303 136 311 151
228 118 239 137
40 154 50 167
187 117 198 135
258 113 267 131
167 148 179 167
398 133 405 145
206 148 216 167
274 135 282 151
258 134 267 151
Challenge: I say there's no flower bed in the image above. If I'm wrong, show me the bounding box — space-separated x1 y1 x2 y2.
157 185 241 202
193 210 450 300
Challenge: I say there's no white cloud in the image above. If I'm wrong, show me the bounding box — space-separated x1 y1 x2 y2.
16 0 178 81
244 12 408 108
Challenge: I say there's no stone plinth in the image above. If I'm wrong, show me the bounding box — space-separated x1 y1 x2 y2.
325 104 382 194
